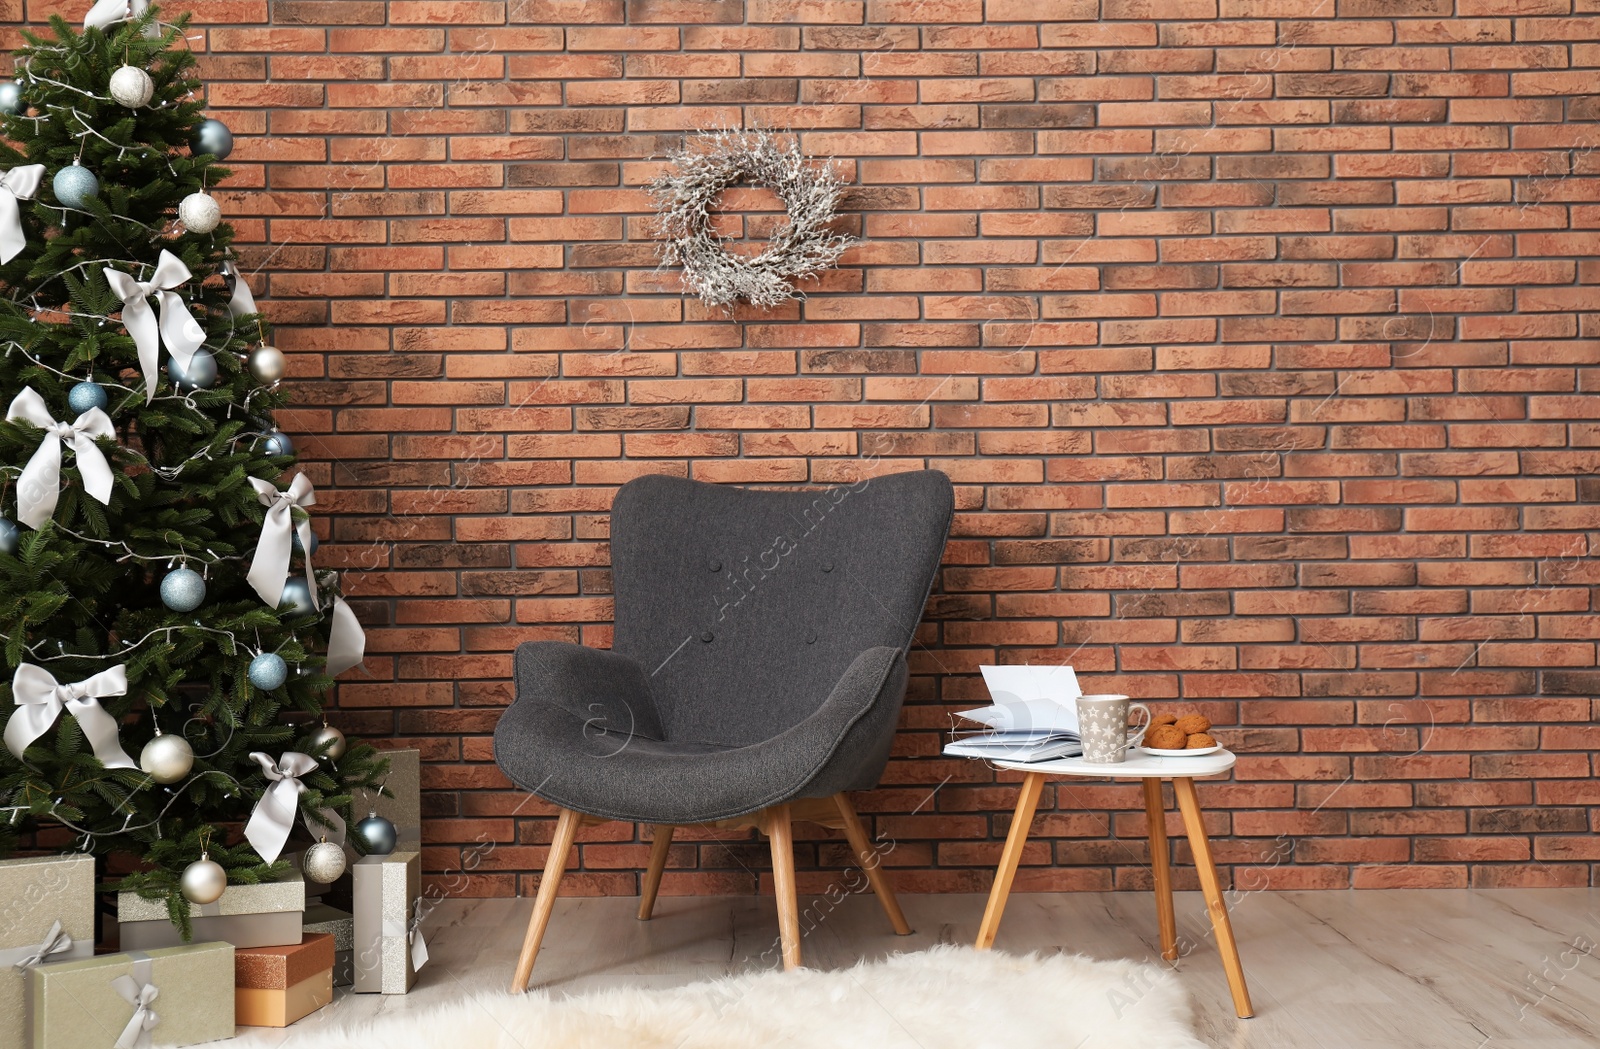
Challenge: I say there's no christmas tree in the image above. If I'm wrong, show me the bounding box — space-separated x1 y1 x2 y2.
0 3 382 931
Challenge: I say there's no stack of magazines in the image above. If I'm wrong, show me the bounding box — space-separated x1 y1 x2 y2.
943 664 1084 763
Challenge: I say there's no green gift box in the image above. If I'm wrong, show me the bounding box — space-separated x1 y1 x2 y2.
351 851 425 995
118 868 304 951
353 747 420 846
0 854 97 1049
30 941 234 1049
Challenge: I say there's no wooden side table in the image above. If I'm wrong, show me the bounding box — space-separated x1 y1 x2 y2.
973 750 1254 1019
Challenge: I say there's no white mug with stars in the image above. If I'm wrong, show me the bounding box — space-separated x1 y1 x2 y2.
1075 694 1151 764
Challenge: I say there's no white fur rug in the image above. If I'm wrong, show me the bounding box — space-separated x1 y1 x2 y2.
232 946 1204 1049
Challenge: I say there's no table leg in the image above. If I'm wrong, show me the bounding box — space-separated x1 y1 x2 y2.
1172 777 1253 1019
975 771 1045 950
1142 777 1178 962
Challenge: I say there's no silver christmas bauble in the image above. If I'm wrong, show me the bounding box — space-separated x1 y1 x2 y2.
68 381 108 414
301 840 346 884
280 575 316 617
310 723 346 760
191 118 234 161
109 64 154 108
179 191 221 234
139 731 194 784
0 81 22 116
248 345 285 384
160 567 206 612
52 163 99 208
0 518 18 555
248 652 288 691
167 349 218 391
263 430 294 457
180 853 227 905
354 812 397 856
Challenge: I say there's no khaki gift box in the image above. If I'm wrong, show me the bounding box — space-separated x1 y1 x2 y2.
235 933 334 1028
352 851 422 995
30 941 234 1049
0 854 96 1049
118 868 304 951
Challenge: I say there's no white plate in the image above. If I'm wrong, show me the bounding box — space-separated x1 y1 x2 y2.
1139 744 1223 757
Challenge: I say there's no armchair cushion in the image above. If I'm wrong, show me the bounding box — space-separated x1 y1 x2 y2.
493 641 907 824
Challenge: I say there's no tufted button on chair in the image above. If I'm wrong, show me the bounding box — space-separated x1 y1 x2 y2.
494 470 954 989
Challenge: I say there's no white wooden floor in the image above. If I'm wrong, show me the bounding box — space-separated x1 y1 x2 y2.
235 888 1600 1047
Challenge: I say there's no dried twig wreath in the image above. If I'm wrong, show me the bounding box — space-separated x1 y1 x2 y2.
648 128 855 309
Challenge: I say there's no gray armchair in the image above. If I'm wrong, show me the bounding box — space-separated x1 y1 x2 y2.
494 470 954 989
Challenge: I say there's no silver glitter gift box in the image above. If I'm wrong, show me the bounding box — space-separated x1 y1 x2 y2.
0 855 96 1049
302 902 354 987
118 867 305 951
351 851 424 995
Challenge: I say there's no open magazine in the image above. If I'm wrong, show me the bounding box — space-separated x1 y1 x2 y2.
943 664 1084 762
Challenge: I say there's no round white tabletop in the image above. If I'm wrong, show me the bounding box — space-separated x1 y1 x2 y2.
993 749 1236 779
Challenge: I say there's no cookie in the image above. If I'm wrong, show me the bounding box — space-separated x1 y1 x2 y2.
1185 732 1217 749
1146 725 1187 750
1150 712 1179 727
1175 713 1211 735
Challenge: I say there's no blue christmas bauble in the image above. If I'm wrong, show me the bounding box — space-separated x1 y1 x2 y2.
279 575 315 617
354 812 397 856
0 81 22 116
52 163 99 208
291 528 319 556
248 652 289 691
67 381 108 414
191 118 234 161
160 567 206 612
263 430 294 457
167 349 218 391
0 518 18 555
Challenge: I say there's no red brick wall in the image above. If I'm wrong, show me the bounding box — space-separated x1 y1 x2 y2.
25 0 1600 894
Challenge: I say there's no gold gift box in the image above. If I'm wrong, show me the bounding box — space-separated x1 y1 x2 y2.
30 941 234 1049
0 855 96 1049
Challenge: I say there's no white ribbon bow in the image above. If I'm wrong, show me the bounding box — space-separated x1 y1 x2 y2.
12 921 72 969
0 165 45 264
4 664 137 769
83 0 159 36
246 475 318 611
6 387 115 531
327 596 367 677
104 250 207 404
109 973 159 1049
244 751 317 864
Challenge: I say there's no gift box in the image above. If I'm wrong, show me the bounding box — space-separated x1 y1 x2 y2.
0 854 96 1049
29 941 234 1049
352 851 426 995
235 933 334 1028
302 903 354 988
353 747 421 846
118 867 305 951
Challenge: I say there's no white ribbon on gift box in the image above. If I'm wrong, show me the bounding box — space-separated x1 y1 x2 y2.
380 908 429 972
6 386 115 530
5 664 137 769
0 920 91 969
244 751 317 864
109 954 159 1049
104 251 207 404
246 474 318 610
0 164 45 264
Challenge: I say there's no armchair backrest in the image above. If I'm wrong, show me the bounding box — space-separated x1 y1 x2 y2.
609 471 954 747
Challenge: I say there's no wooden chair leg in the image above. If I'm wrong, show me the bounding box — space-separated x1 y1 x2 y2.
975 771 1045 950
833 793 912 935
510 807 581 993
1143 777 1178 962
637 825 675 921
766 802 803 971
1173 777 1254 1019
